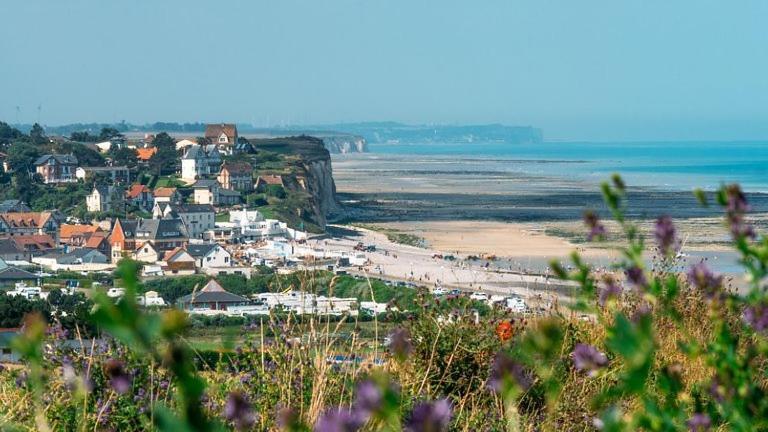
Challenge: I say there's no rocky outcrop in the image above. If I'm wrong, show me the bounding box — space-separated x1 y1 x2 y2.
254 136 343 229
319 135 367 153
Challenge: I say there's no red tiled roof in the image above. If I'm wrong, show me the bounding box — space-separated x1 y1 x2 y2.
126 184 151 199
136 147 157 161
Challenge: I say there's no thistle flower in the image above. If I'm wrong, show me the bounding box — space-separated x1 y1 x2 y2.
625 266 647 289
404 399 452 432
687 263 723 299
598 279 622 306
654 215 679 256
743 304 768 332
687 413 711 431
353 380 382 417
723 184 755 239
388 327 413 360
583 210 606 241
104 359 131 394
571 343 608 376
224 391 256 431
487 352 532 393
314 408 365 432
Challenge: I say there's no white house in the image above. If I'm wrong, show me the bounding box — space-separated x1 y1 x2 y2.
186 243 231 268
181 145 221 181
132 242 160 263
86 185 113 213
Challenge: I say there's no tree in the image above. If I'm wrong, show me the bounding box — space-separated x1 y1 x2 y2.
99 127 123 142
0 121 24 146
152 132 175 149
7 142 40 172
70 131 99 142
149 145 178 175
29 123 47 146
110 146 138 168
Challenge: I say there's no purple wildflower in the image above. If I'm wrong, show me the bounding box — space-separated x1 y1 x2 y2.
654 215 679 256
277 406 301 430
354 380 382 417
487 352 532 393
724 185 755 239
584 211 606 241
625 266 647 289
404 399 453 432
743 304 768 332
314 408 365 432
388 328 413 360
687 413 711 431
571 343 608 376
104 359 132 394
687 263 723 299
224 391 256 431
598 279 622 306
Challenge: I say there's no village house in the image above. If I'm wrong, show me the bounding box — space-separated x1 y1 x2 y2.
192 180 218 205
153 187 180 204
34 154 78 183
205 123 238 155
218 162 253 191
0 212 62 240
161 247 196 275
176 279 250 312
135 147 157 164
0 238 27 261
186 243 231 269
153 203 214 239
180 144 221 181
126 184 154 211
11 234 58 257
86 185 114 213
75 166 130 184
132 241 160 263
255 174 284 192
59 224 101 247
0 264 38 290
0 200 31 213
109 217 189 262
33 248 109 270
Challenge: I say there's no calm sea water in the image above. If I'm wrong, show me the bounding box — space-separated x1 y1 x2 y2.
367 141 768 192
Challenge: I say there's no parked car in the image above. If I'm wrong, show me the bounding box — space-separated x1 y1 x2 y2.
432 287 447 296
448 289 462 296
506 296 527 313
469 292 489 302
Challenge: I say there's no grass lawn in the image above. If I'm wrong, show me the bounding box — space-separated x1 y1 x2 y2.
215 212 230 222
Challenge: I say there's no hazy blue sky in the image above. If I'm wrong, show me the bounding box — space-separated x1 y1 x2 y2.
1 0 767 141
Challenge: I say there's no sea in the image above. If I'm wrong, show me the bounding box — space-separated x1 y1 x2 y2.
367 140 768 193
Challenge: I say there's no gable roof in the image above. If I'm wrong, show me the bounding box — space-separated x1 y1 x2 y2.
0 212 56 229
0 200 31 213
186 243 220 258
177 278 249 305
221 162 252 175
163 247 194 262
135 218 189 240
153 187 177 198
192 180 218 189
136 147 157 161
257 175 283 186
113 219 138 239
0 266 37 281
12 234 57 250
85 232 108 249
34 154 78 166
60 224 100 239
126 184 151 199
204 124 237 139
92 184 112 197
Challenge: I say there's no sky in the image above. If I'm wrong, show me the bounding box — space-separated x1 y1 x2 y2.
1 0 767 141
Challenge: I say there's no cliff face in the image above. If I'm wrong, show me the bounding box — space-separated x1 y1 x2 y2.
254 136 343 229
319 135 368 154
